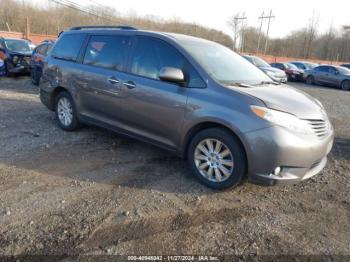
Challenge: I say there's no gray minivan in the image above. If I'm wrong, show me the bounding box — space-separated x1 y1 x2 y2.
39 26 334 189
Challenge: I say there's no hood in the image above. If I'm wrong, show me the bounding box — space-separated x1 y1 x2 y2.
287 68 304 74
234 84 324 119
9 51 32 57
259 66 281 73
260 66 286 76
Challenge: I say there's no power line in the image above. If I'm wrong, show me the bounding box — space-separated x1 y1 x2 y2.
49 0 122 23
86 0 107 9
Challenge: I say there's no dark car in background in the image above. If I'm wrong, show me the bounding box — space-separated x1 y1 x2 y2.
340 64 350 69
0 37 34 76
243 55 287 83
271 62 304 82
31 40 54 85
304 65 350 91
290 61 318 70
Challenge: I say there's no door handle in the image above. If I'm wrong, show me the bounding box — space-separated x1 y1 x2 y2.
123 81 136 89
108 77 120 85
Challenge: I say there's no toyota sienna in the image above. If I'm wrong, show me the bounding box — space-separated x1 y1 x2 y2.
39 26 334 189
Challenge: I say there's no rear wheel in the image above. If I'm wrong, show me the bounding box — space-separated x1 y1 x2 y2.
341 80 350 91
306 75 315 85
187 128 246 190
31 68 40 86
54 91 80 131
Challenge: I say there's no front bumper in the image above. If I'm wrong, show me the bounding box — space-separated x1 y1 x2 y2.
7 56 31 74
8 65 30 74
244 125 334 185
271 75 287 83
287 73 304 81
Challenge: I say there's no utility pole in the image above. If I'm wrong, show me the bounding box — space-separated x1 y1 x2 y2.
229 14 240 51
231 12 247 53
263 10 275 54
228 12 247 52
256 11 265 54
239 12 248 53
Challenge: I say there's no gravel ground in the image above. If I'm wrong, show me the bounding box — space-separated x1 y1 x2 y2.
0 77 349 257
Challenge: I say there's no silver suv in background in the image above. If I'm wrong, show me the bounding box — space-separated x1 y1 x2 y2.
243 55 287 83
39 26 334 189
304 65 350 91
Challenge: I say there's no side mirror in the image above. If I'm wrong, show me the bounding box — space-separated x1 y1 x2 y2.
335 70 339 75
159 67 185 84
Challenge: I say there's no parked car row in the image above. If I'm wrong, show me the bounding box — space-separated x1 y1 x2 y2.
0 37 54 84
243 55 350 91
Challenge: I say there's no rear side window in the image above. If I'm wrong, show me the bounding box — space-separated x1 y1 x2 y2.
316 66 328 72
130 36 205 88
83 35 130 71
328 67 337 74
51 34 86 62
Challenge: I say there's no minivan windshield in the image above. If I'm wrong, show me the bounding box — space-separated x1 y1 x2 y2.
179 39 271 86
4 39 32 53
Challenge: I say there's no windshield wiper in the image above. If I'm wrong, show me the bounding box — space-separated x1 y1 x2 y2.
254 81 281 86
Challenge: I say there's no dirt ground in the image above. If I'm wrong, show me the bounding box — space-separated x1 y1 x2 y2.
0 77 349 257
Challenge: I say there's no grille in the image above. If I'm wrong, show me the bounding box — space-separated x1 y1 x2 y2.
305 119 329 139
19 56 31 68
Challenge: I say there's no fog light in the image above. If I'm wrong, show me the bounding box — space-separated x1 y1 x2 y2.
274 167 281 176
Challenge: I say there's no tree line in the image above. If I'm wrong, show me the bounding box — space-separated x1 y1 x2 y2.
230 15 350 62
1 0 349 62
0 0 233 47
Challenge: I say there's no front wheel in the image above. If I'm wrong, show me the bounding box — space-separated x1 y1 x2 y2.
5 61 13 77
306 75 315 85
187 128 247 190
341 80 350 91
55 91 80 131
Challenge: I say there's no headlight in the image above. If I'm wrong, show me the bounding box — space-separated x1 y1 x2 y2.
251 106 313 135
12 55 19 64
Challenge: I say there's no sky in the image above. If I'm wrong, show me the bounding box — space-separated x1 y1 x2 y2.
42 0 350 38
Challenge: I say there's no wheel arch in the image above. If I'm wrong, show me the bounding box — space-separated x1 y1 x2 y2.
181 121 249 168
340 79 350 90
47 86 72 110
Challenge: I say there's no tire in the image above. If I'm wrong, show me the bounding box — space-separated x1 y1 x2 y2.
54 91 80 131
306 75 315 85
340 80 350 91
31 68 40 86
187 128 247 190
5 61 13 77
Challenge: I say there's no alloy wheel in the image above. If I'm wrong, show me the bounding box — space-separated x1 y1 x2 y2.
57 97 73 127
194 138 234 183
341 80 350 91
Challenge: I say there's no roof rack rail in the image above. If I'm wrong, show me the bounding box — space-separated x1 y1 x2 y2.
69 25 137 31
